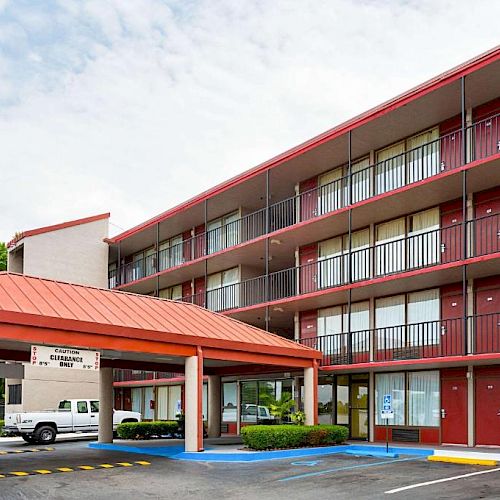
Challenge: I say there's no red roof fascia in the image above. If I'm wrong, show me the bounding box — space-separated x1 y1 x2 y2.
108 46 500 244
8 213 110 248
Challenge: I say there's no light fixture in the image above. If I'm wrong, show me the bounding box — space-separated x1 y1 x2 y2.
270 239 282 245
273 307 284 312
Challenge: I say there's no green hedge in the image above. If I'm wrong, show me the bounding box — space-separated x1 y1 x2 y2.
241 424 349 450
117 421 179 440
0 420 5 437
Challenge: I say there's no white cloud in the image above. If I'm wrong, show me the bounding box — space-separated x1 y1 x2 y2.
0 0 499 241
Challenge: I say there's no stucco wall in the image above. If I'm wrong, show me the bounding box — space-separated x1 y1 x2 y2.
22 217 109 288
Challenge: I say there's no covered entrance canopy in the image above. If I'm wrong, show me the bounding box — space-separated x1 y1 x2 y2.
0 272 321 451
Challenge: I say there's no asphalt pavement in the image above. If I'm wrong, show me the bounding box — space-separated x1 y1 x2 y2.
1 438 500 499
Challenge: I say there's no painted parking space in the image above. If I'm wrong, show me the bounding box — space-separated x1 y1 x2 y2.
0 447 54 455
0 460 151 479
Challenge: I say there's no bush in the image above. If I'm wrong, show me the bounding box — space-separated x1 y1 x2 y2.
241 424 349 450
0 420 5 437
117 421 179 440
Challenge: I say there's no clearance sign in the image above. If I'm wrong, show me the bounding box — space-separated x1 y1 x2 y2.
31 345 100 371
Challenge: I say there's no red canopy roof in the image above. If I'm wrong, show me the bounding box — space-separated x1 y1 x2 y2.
0 273 319 363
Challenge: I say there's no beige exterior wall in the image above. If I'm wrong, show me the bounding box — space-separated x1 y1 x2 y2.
5 216 108 413
21 217 109 288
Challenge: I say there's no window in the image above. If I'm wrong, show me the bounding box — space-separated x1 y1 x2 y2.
375 373 405 425
318 166 344 215
375 217 405 275
375 208 441 276
351 157 371 203
132 251 145 281
159 284 183 300
317 301 369 355
376 371 440 427
108 262 117 288
408 371 440 427
206 267 239 311
90 401 99 413
375 289 440 350
375 127 440 195
207 211 240 254
222 382 237 423
77 401 88 413
376 141 405 194
318 229 369 288
159 234 183 270
408 208 440 269
8 384 22 405
58 400 71 411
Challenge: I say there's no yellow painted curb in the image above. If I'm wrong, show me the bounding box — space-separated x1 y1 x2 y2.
428 455 497 466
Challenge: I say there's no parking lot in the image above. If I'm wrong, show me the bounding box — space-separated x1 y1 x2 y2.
1 439 500 499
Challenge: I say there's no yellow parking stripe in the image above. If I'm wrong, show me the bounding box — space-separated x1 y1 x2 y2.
0 448 54 455
0 460 151 479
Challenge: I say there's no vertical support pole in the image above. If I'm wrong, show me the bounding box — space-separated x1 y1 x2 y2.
155 222 160 297
304 362 318 425
461 75 468 356
369 371 375 442
236 382 241 435
98 367 114 443
265 170 270 331
347 130 353 364
116 243 121 287
207 375 221 438
204 200 208 308
185 349 204 452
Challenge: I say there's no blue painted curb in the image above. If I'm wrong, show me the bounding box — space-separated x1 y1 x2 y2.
89 442 432 462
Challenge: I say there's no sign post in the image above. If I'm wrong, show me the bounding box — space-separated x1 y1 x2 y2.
31 345 100 371
381 394 394 453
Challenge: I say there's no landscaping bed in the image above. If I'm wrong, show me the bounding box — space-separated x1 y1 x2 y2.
241 424 349 450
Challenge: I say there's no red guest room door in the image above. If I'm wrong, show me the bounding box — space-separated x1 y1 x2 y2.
441 369 468 445
475 368 500 446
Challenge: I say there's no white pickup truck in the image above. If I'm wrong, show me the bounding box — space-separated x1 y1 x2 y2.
3 399 141 444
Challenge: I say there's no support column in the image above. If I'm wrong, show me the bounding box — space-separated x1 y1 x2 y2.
467 365 475 447
185 351 204 452
207 375 221 438
369 371 375 442
304 362 318 425
98 367 114 443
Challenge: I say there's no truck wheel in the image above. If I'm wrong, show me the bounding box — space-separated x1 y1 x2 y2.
21 435 37 444
34 426 57 444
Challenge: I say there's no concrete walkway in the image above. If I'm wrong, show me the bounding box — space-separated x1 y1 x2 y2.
0 432 98 444
89 438 500 464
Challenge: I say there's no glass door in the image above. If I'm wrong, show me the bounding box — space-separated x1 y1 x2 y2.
349 375 368 439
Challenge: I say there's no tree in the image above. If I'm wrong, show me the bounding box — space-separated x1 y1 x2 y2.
0 242 6 271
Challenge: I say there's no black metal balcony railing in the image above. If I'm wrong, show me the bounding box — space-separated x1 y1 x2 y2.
181 212 499 313
110 112 500 288
298 313 499 366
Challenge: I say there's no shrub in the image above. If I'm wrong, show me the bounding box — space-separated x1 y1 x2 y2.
0 420 5 437
117 421 179 440
241 424 348 450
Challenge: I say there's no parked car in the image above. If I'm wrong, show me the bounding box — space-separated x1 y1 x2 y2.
222 404 275 424
3 399 141 444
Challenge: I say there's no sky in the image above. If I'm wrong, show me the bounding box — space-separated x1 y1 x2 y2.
0 0 499 242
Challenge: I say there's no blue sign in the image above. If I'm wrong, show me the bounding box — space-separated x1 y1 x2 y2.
383 394 392 410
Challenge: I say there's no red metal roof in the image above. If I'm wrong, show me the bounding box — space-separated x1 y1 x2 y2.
7 213 110 248
108 46 500 244
0 273 319 360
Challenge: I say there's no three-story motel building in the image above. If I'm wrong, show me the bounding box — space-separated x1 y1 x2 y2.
107 47 500 447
